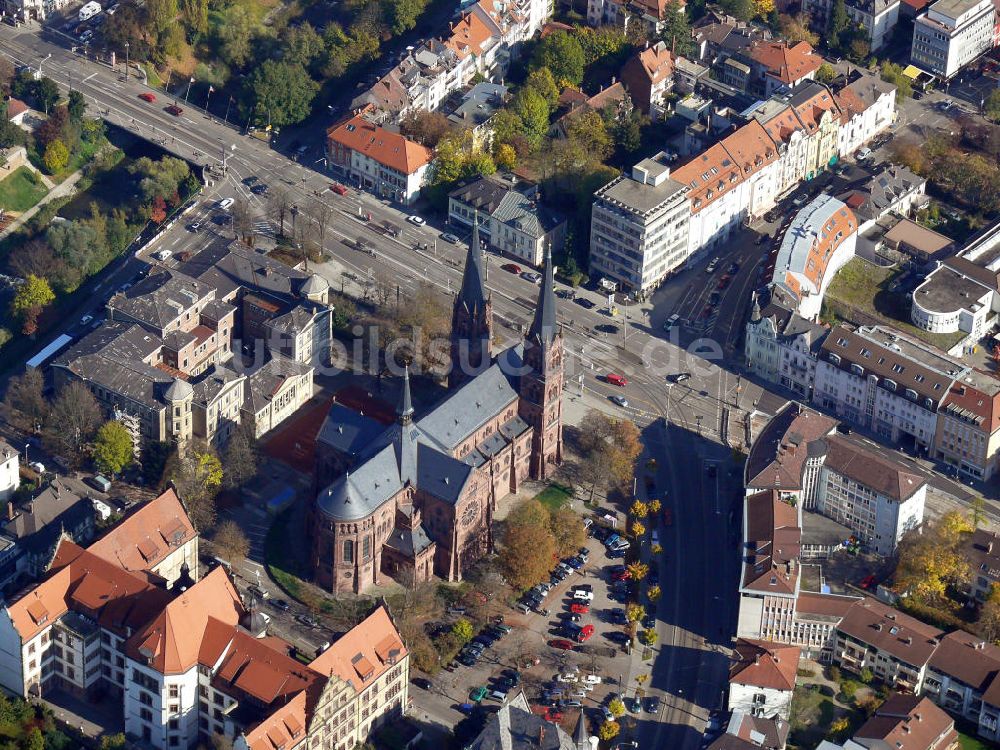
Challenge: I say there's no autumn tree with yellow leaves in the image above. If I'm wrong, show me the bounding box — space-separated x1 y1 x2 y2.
895 511 973 604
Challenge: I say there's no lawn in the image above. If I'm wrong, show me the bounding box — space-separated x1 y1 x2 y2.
534 483 572 511
958 732 993 750
823 257 966 352
789 685 842 748
0 166 48 212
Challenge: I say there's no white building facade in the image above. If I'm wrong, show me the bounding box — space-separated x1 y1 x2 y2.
911 0 996 79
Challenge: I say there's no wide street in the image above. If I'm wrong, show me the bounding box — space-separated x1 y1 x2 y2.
0 23 823 749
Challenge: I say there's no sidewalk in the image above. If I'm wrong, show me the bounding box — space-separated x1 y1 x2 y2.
0 170 82 241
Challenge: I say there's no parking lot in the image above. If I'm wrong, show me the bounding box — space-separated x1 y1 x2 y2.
409 518 657 743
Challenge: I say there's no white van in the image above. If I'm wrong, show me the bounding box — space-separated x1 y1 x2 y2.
78 1 102 21
154 249 172 262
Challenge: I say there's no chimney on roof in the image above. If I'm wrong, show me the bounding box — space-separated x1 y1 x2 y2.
754 653 760 665
6 501 13 521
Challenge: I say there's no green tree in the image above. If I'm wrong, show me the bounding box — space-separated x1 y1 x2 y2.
720 0 755 21
566 109 613 162
816 63 836 83
384 0 426 35
218 5 255 67
627 562 649 581
829 0 850 49
625 602 645 623
970 496 987 528
146 0 178 35
660 0 693 56
985 90 1000 123
630 500 648 518
100 734 127 750
92 421 134 476
181 0 208 36
67 89 86 122
859 667 874 684
648 584 662 601
250 60 319 127
640 628 657 645
451 618 474 643
281 21 326 70
26 727 44 750
500 504 556 590
550 505 586 557
35 77 60 113
525 67 560 108
511 87 550 147
880 61 912 102
490 109 524 148
43 139 69 174
530 31 585 87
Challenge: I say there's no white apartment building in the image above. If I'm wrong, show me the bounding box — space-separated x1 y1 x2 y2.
728 639 800 720
812 324 965 453
589 152 691 292
745 288 829 399
327 116 432 206
0 442 18 503
911 0 996 79
836 75 898 155
770 194 858 321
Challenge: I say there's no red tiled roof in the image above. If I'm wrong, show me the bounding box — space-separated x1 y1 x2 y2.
327 116 431 175
742 490 800 595
730 639 800 691
309 605 406 692
853 695 957 750
87 488 196 575
749 41 822 85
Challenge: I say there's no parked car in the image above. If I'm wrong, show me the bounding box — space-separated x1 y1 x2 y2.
576 625 595 642
407 215 425 226
440 232 460 244
549 639 575 650
218 197 235 210
470 686 488 703
165 104 183 116
570 603 590 614
270 599 291 612
855 147 873 161
705 257 720 273
502 263 523 274
28 461 45 474
521 271 542 284
670 372 691 383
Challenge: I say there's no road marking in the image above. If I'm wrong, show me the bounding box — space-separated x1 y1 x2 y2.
83 72 96 82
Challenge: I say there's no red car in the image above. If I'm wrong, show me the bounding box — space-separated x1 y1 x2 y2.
138 92 156 103
717 275 731 289
502 263 523 274
544 709 564 722
577 624 595 642
165 104 183 116
330 183 348 196
860 574 876 590
606 373 628 387
611 569 631 582
549 639 575 651
570 603 589 614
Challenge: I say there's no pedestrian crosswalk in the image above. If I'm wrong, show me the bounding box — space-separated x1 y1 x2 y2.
253 221 276 238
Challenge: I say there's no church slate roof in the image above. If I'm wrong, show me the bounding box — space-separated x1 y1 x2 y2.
416 363 519 451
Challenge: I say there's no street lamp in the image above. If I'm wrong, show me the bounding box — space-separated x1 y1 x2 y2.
123 41 129 82
38 52 51 77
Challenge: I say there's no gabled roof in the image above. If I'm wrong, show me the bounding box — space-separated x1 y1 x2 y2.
742 490 800 595
309 605 406 692
730 639 800 691
6 539 172 642
926 630 1000 694
749 40 822 85
837 598 943 667
673 142 744 214
822 435 926 502
632 41 675 85
107 269 214 331
327 115 432 175
745 402 837 490
125 566 244 674
852 694 956 750
87 489 196 575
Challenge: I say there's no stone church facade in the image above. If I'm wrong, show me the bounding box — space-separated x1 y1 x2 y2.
309 224 564 594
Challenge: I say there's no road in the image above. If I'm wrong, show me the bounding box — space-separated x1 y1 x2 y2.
0 25 794 748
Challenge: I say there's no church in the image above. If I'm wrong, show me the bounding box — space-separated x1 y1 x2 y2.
309 223 564 594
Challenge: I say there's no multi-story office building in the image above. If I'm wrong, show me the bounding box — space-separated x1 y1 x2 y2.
590 152 691 292
911 0 996 79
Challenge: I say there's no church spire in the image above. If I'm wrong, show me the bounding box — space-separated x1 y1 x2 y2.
528 243 558 347
456 214 488 316
397 366 414 425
